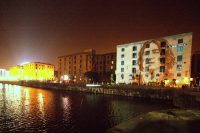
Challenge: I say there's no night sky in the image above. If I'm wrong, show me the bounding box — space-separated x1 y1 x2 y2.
0 0 200 69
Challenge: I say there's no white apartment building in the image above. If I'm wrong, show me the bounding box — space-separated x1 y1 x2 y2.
116 32 192 87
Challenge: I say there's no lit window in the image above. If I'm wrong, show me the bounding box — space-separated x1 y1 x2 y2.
177 65 182 71
145 51 150 55
132 60 137 65
160 66 165 72
121 61 124 65
133 46 137 51
111 66 113 70
133 53 137 58
177 55 183 62
177 45 183 53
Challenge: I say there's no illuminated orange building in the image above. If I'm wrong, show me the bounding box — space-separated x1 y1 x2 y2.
9 62 54 81
9 65 23 80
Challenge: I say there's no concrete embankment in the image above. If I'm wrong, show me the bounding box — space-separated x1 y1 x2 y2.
1 81 200 108
107 109 200 133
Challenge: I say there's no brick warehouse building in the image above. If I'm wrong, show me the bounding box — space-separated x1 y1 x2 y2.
58 49 116 83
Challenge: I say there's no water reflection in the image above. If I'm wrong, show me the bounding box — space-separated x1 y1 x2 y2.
0 84 173 133
62 97 71 122
38 93 44 115
23 89 30 114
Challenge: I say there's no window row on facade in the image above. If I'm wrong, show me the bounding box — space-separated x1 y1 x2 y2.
120 39 184 53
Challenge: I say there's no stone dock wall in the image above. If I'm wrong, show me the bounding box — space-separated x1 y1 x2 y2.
1 81 200 108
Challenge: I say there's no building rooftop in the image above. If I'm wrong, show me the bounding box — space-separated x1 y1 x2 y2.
117 32 192 47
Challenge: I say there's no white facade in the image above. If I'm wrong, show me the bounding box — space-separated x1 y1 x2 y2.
116 32 192 86
0 69 9 81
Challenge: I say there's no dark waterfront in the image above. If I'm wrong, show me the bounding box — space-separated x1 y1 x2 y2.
0 84 174 133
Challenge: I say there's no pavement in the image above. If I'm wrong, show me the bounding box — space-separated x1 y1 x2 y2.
107 109 200 133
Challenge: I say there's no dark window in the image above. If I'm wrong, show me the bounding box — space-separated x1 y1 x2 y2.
178 39 183 44
156 73 160 77
132 60 137 65
121 68 124 72
133 53 137 58
145 58 150 64
121 74 124 79
121 48 125 52
177 65 182 71
177 73 181 77
146 44 150 48
145 66 149 72
161 41 166 47
132 68 136 73
133 46 137 51
145 51 150 55
160 58 165 64
160 49 166 55
121 61 124 65
177 55 183 61
160 66 165 72
121 54 124 58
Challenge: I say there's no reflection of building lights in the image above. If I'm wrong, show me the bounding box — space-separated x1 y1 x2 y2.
24 89 30 113
176 80 179 84
38 93 44 115
62 97 71 121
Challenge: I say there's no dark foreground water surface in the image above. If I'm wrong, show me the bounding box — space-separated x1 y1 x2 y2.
0 84 174 133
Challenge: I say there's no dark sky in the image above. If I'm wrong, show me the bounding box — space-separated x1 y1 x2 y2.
0 0 200 69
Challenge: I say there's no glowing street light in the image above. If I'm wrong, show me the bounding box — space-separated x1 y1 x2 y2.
63 75 69 81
